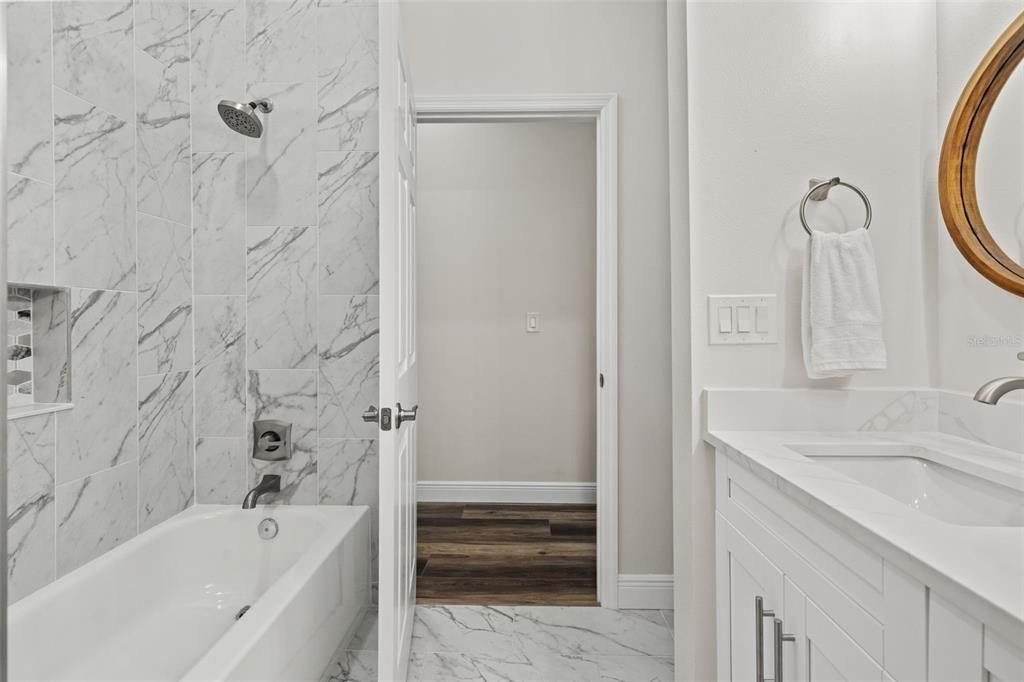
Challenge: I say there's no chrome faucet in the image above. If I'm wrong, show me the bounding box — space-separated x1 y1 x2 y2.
242 474 281 509
973 377 1024 405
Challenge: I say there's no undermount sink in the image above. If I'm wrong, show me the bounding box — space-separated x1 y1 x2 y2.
785 443 1024 527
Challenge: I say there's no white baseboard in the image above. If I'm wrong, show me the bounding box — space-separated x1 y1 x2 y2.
617 574 674 609
416 480 597 504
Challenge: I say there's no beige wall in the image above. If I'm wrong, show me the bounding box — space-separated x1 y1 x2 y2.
405 0 672 574
416 121 597 483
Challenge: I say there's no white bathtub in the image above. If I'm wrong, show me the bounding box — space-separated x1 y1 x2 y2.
8 504 371 681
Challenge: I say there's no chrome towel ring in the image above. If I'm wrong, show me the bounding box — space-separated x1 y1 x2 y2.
799 177 872 236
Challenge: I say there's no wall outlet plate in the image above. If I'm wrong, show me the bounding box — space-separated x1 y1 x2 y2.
708 294 778 345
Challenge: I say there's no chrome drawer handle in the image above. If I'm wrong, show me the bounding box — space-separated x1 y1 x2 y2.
755 596 775 682
773 617 795 682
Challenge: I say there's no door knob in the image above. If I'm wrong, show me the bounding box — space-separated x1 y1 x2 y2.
362 405 379 423
395 403 418 428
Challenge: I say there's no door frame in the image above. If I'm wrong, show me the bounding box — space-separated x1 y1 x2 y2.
414 93 620 607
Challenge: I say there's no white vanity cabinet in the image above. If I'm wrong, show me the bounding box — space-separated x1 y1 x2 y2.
714 448 1024 682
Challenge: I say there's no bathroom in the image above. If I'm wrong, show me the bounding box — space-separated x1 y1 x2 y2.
0 0 1022 681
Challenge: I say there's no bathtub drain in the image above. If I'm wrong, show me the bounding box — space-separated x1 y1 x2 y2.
235 605 251 621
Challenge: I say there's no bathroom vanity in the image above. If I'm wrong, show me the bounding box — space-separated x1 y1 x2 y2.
706 389 1024 682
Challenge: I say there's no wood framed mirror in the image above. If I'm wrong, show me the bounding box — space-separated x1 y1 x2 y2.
940 12 1024 297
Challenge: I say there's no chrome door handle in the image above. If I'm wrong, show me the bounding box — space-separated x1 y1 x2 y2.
773 618 795 682
395 403 418 429
361 405 379 423
755 596 776 682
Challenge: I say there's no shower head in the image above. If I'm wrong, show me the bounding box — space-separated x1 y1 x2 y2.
217 99 273 138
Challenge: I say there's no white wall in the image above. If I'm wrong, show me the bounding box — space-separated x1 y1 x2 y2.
685 2 941 676
936 2 1024 394
405 0 672 575
416 121 597 483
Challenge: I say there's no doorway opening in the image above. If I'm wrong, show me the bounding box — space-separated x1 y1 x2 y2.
413 95 619 607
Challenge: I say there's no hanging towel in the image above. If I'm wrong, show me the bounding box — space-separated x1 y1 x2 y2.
801 228 887 379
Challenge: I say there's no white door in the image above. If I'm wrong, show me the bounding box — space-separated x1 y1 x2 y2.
377 1 418 680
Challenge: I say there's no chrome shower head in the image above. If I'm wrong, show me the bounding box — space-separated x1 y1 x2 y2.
217 99 273 138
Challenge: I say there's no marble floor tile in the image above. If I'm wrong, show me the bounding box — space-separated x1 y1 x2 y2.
511 607 674 659
623 609 670 629
321 649 376 682
411 605 519 656
530 653 675 682
407 651 541 682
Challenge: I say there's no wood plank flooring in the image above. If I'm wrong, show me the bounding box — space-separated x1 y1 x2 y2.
416 502 598 606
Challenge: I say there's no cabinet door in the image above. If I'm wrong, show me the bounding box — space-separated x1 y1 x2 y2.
805 601 882 682
718 514 785 682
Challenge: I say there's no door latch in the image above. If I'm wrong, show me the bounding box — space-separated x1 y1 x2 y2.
362 405 393 431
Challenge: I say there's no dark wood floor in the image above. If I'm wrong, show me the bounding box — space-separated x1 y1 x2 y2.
416 502 598 606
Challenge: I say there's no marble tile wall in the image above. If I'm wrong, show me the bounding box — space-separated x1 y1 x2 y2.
5 0 194 602
189 0 381 587
5 0 380 605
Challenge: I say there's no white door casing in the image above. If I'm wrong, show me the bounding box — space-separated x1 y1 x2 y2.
377 2 418 679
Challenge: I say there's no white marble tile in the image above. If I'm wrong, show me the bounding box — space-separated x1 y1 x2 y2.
316 4 378 152
411 606 519 656
55 460 138 577
32 289 71 404
348 608 379 651
321 649 377 682
319 439 377 506
57 289 138 483
704 388 938 433
139 371 195 530
196 436 245 504
135 0 189 65
939 390 1024 453
195 295 246 436
247 226 317 369
623 610 670 629
7 413 56 603
512 607 675 658
53 0 134 122
7 173 54 285
246 81 317 226
247 369 318 504
193 153 246 294
53 88 136 291
530 653 675 681
407 652 542 682
318 295 379 438
6 1 53 183
138 213 193 376
246 0 316 82
190 1 245 152
136 50 191 226
318 152 379 295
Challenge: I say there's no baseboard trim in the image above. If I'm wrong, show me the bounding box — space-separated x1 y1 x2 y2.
617 574 674 609
416 480 597 504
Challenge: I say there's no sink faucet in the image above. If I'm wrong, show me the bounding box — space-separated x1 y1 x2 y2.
242 474 281 509
973 377 1024 405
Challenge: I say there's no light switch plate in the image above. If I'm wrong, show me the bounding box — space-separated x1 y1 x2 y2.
526 312 540 333
708 294 777 345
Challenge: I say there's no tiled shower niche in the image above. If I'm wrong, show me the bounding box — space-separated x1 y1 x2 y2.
6 285 71 415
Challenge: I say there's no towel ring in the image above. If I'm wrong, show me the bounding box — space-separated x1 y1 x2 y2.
799 177 872 236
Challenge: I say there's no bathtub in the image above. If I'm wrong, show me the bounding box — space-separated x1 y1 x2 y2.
8 504 371 681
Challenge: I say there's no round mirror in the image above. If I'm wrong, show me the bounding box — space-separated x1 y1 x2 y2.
940 13 1024 297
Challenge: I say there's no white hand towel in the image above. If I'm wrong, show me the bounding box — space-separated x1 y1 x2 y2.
801 228 887 379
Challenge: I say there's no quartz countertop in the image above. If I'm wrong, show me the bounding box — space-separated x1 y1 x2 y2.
705 428 1024 637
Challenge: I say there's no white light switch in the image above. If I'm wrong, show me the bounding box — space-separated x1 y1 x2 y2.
755 305 769 333
708 294 777 345
718 307 733 333
526 312 540 333
735 306 752 333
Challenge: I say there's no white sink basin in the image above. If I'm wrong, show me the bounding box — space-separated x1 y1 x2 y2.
786 443 1024 527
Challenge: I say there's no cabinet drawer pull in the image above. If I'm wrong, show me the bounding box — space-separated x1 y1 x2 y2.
773 617 796 682
755 596 776 682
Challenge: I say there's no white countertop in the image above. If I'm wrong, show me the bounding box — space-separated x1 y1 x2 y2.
705 428 1024 635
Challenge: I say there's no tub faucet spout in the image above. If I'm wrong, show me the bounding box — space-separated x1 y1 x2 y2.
242 474 281 509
